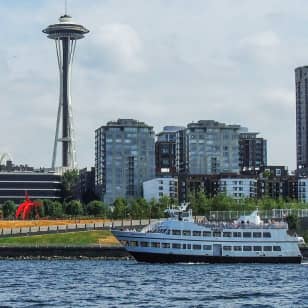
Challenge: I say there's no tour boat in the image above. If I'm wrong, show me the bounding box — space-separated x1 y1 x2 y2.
112 204 302 263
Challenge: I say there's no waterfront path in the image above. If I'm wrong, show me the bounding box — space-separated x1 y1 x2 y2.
0 219 158 238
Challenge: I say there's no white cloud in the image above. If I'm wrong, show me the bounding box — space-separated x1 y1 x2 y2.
95 23 146 73
240 31 281 48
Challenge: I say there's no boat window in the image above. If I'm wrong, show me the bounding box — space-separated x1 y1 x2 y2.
253 232 262 238
223 232 232 237
151 242 160 248
243 232 252 238
192 244 201 250
162 243 170 248
193 231 202 236
203 231 211 237
223 246 232 251
253 246 262 251
203 245 212 250
273 246 281 251
183 230 191 236
120 240 128 246
166 230 171 235
130 241 138 247
140 242 149 247
172 230 181 236
172 243 181 249
243 246 252 251
263 232 271 238
213 231 221 237
187 244 191 249
233 246 242 251
233 232 241 238
263 246 272 251
182 244 187 249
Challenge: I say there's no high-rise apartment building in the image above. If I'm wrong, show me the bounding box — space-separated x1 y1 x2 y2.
239 132 267 171
95 119 155 204
183 120 241 174
295 66 308 170
155 126 185 175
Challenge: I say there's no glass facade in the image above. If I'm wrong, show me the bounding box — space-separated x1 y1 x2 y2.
185 121 241 174
95 119 155 204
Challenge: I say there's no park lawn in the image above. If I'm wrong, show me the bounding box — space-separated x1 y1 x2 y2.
0 230 120 247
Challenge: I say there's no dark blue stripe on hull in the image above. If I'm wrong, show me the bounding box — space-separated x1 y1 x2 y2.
129 251 302 264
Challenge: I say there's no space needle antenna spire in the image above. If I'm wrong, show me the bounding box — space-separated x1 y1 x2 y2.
43 6 89 171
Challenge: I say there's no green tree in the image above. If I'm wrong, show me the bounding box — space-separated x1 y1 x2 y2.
52 201 64 218
65 200 84 216
112 198 128 219
86 200 109 217
2 201 16 218
286 214 298 232
62 169 79 201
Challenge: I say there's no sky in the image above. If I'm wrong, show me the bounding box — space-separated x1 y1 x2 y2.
0 0 308 171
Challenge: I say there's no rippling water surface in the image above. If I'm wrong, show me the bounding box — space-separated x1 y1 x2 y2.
0 260 307 307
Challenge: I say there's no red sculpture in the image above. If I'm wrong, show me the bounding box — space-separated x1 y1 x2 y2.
15 192 42 220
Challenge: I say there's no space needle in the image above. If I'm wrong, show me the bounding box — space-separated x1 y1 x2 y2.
43 10 89 171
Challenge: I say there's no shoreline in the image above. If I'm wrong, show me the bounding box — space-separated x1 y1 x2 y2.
0 246 306 260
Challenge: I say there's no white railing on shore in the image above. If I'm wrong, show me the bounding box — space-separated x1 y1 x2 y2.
0 218 158 238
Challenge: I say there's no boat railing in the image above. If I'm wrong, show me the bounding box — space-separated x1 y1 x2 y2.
196 221 288 230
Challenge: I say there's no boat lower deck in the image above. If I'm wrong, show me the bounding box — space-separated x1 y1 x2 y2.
129 251 302 264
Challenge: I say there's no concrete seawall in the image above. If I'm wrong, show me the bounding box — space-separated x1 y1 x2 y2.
0 246 131 259
0 246 306 260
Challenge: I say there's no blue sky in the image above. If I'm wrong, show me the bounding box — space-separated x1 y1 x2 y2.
1 0 308 170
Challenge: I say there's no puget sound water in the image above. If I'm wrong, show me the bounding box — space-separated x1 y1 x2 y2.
0 260 307 307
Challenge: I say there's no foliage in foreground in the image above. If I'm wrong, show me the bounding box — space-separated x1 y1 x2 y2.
2 192 308 220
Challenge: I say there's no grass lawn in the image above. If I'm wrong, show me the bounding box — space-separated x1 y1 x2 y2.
0 231 120 247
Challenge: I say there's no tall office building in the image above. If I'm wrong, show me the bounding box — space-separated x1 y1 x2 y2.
295 66 308 170
95 119 155 204
239 131 267 171
155 126 185 175
184 120 241 174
